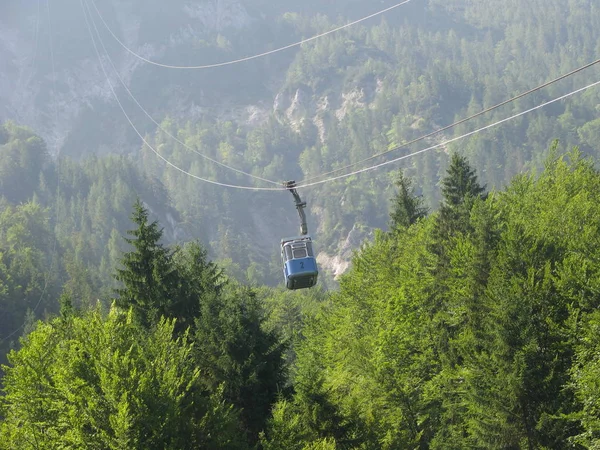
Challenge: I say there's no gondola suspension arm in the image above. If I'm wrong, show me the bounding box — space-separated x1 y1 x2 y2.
284 181 308 236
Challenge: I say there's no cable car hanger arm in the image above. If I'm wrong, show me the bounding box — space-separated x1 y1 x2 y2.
284 181 308 236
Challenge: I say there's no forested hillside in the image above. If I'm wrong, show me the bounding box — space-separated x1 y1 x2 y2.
2 0 600 447
268 146 600 449
3 141 600 448
2 0 600 281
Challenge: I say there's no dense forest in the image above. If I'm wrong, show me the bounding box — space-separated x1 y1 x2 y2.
3 133 600 447
2 0 600 447
2 0 600 282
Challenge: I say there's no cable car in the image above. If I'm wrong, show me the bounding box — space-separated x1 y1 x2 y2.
281 181 318 290
281 236 318 290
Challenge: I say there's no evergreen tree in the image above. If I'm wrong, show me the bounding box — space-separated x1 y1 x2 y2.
389 170 428 231
172 240 224 333
114 199 180 327
428 153 486 325
425 153 487 446
194 285 287 445
429 152 487 305
436 153 486 242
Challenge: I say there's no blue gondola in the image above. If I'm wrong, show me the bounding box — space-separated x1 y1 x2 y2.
281 236 318 290
281 181 319 290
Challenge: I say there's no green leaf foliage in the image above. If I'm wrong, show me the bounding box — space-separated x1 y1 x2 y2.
0 123 48 204
194 284 287 445
0 306 242 449
269 146 600 448
114 199 182 327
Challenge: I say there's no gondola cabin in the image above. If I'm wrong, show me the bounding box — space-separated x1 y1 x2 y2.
281 236 318 290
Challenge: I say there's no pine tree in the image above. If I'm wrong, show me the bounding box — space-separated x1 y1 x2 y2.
194 285 287 446
429 152 486 287
172 240 224 333
389 171 428 231
425 153 487 447
437 152 486 241
114 199 180 327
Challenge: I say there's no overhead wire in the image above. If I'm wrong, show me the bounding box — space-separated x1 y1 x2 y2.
301 57 600 183
82 0 600 195
293 78 600 189
84 1 280 186
86 0 413 70
80 0 285 192
87 0 600 187
83 0 600 193
90 0 600 185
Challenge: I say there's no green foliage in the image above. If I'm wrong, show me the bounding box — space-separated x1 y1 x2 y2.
0 200 59 364
0 306 242 449
389 170 428 231
194 284 287 445
114 199 180 327
271 146 600 448
572 311 600 448
0 122 48 204
261 397 346 450
464 148 600 449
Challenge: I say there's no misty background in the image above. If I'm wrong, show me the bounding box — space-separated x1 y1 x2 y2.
1 0 599 288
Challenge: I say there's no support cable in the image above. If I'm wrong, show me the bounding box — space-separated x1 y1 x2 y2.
81 0 284 191
83 0 600 193
87 0 413 70
301 58 600 183
294 78 600 189
85 2 280 186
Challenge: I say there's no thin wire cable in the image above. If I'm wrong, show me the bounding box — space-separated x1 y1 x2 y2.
1 0 61 344
302 57 600 183
84 1 280 187
81 0 285 192
83 0 600 195
87 0 413 70
87 0 600 188
82 0 600 192
88 0 600 184
294 78 600 189
83 0 600 193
